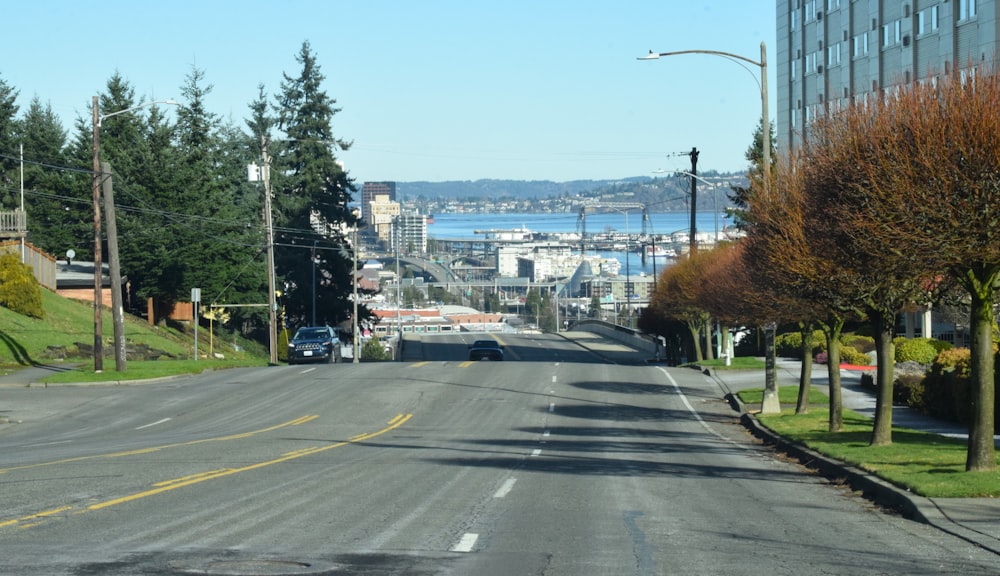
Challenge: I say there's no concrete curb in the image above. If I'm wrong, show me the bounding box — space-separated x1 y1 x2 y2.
731 394 1000 554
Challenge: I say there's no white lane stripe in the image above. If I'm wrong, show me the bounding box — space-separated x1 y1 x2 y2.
543 430 551 437
24 440 73 448
531 448 542 456
136 418 171 430
552 375 557 383
452 533 479 552
548 403 555 413
658 367 752 450
494 478 517 498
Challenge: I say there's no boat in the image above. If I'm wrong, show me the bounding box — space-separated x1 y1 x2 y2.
643 245 674 258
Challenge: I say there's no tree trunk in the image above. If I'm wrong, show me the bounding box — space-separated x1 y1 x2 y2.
823 315 846 432
795 322 814 415
870 309 896 446
688 320 703 362
965 286 997 471
703 318 715 361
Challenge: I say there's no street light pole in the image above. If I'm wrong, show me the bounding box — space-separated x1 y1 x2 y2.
352 209 360 364
640 44 774 410
638 42 771 191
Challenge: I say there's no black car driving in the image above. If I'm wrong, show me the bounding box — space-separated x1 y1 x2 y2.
287 326 342 364
468 339 504 361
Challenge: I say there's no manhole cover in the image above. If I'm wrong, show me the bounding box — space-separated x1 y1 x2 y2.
171 559 338 575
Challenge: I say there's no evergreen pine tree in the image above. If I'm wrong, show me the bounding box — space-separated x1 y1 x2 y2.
272 41 359 328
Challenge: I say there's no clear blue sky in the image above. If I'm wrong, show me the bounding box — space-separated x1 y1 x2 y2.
2 1 775 183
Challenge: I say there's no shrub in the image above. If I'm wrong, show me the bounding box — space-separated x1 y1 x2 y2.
894 337 938 364
0 252 44 319
840 345 872 366
894 372 927 408
842 334 875 354
361 335 392 361
932 347 972 378
928 339 953 354
775 329 826 358
924 347 972 424
775 331 802 358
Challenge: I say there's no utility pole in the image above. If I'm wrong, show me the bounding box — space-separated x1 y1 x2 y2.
688 147 699 257
261 138 278 365
101 162 126 371
92 96 104 372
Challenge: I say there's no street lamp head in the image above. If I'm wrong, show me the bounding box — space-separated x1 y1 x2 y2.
637 51 661 60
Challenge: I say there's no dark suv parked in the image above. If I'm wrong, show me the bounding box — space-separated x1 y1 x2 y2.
287 326 342 364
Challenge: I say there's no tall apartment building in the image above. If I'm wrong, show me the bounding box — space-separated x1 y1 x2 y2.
361 182 396 227
777 0 997 155
394 213 427 256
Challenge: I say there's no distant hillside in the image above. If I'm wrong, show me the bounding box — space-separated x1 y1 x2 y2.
394 178 650 201
390 172 748 212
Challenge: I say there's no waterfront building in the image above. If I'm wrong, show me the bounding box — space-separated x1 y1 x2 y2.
777 0 997 156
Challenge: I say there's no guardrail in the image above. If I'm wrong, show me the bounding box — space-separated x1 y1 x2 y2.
568 319 659 356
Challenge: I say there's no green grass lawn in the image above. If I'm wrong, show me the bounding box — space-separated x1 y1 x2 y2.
0 289 267 381
41 358 269 383
692 356 767 370
738 388 1000 498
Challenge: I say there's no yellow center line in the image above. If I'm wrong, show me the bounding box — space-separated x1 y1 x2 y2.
0 415 320 474
1 414 413 529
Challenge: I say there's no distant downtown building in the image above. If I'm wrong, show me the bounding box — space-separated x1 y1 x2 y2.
395 213 428 256
361 182 396 227
777 0 997 155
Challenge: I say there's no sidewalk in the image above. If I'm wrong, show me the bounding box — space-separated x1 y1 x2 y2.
708 357 1000 555
561 331 1000 555
0 363 82 387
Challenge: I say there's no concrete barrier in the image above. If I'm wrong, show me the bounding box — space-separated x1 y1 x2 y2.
568 319 658 356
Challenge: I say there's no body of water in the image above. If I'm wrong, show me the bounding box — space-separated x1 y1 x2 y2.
427 211 733 276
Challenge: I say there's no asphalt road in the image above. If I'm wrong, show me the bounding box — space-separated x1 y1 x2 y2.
1 332 998 575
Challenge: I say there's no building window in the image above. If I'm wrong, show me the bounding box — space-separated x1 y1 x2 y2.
791 9 799 30
882 20 900 47
805 51 820 74
853 32 868 58
959 0 977 21
791 58 797 78
827 0 840 9
827 43 842 67
918 6 939 35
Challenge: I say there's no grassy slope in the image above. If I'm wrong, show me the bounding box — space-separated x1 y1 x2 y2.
0 289 266 372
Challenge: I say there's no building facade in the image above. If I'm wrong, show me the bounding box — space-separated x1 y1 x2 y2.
777 0 998 155
361 182 396 227
395 213 428 256
368 194 401 244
